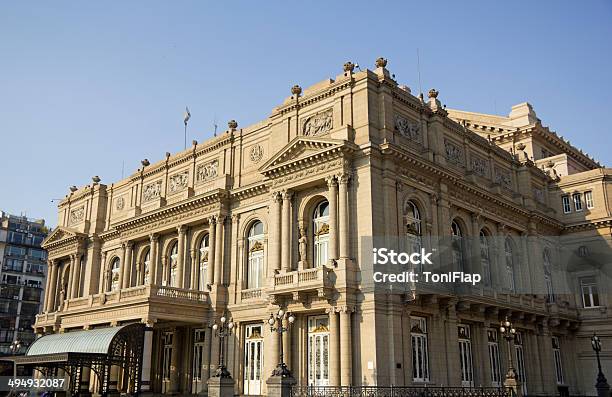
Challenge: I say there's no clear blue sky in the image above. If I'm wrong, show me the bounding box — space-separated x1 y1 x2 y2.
1 1 611 227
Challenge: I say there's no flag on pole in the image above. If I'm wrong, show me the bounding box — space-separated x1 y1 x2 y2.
184 106 191 126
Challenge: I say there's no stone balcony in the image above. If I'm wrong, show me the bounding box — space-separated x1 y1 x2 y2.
269 265 334 301
35 285 210 331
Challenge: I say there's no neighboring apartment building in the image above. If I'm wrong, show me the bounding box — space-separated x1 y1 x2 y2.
27 58 611 396
0 211 48 354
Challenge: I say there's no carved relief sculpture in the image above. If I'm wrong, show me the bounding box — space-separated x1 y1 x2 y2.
395 115 422 143
298 226 308 266
169 171 189 193
69 206 85 224
115 196 125 211
444 139 463 164
143 181 162 202
494 167 512 189
302 109 333 136
196 160 219 183
471 156 488 177
250 144 264 163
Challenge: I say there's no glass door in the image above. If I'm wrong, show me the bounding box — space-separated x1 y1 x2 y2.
308 316 330 386
244 325 264 395
458 325 474 387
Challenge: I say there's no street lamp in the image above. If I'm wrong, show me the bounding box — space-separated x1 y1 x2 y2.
211 313 234 378
500 318 518 381
591 333 610 397
268 309 295 377
9 340 21 376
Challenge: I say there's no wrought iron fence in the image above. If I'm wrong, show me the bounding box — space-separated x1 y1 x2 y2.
290 386 513 397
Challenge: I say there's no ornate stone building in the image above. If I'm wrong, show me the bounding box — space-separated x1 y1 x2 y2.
31 58 611 396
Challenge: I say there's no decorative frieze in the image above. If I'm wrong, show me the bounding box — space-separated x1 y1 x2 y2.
302 108 333 136
444 139 463 164
196 160 219 183
533 187 545 203
470 156 488 177
143 181 162 202
169 171 189 193
494 167 512 189
395 115 422 143
115 196 125 211
69 206 85 225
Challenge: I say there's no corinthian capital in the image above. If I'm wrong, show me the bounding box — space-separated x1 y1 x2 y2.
337 172 351 185
281 190 293 201
325 175 338 187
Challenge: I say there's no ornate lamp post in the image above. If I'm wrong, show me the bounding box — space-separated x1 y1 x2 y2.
591 333 610 397
268 309 295 377
9 340 21 376
500 318 521 396
211 313 234 378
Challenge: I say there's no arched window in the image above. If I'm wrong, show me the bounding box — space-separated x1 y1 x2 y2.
199 235 209 291
110 257 121 291
543 248 554 302
405 201 423 270
504 238 516 292
451 220 464 271
169 242 178 287
313 201 330 267
247 221 264 289
479 230 491 286
143 250 151 285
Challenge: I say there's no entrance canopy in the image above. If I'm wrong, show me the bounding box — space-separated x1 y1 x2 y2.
6 323 145 396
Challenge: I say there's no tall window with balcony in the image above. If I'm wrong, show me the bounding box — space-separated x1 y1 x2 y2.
110 258 121 291
247 221 264 289
451 220 465 271
411 316 429 382
198 235 209 291
458 325 474 386
504 239 516 292
543 248 554 303
313 201 330 267
480 229 492 286
404 201 422 270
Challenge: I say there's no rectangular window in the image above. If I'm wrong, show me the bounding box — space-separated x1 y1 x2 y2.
488 330 502 386
573 193 583 212
581 277 600 308
411 317 429 382
585 191 594 209
552 336 564 384
561 196 571 213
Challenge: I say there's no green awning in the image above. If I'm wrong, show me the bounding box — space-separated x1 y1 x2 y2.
26 324 129 356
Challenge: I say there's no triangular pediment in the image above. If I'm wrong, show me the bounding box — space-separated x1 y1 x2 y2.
259 136 349 175
42 226 84 247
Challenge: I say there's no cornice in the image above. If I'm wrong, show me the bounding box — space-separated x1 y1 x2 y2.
274 77 355 116
230 181 269 201
563 219 612 233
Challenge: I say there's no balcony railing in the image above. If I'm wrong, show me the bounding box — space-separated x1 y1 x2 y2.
272 266 333 296
290 386 512 397
241 288 263 301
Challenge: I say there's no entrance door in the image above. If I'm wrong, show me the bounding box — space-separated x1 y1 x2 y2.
308 316 330 386
244 325 264 395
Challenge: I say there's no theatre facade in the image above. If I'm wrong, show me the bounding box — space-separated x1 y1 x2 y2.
32 58 611 396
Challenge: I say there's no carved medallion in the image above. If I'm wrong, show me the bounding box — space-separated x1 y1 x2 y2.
196 160 219 183
143 180 162 202
395 115 421 142
250 144 263 163
115 196 125 210
69 206 84 225
169 171 189 193
302 109 333 136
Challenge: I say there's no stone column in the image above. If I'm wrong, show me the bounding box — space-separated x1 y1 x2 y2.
401 309 412 385
338 174 350 259
283 316 292 372
177 225 187 288
470 214 483 277
149 234 158 285
328 307 340 386
99 252 108 293
214 216 225 285
44 260 57 312
208 216 217 286
326 176 339 262
67 254 77 299
141 324 154 392
190 248 198 290
72 254 83 298
481 321 493 387
281 191 293 271
170 328 180 393
203 326 212 381
122 242 133 289
270 192 282 274
340 307 352 386
119 242 127 290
